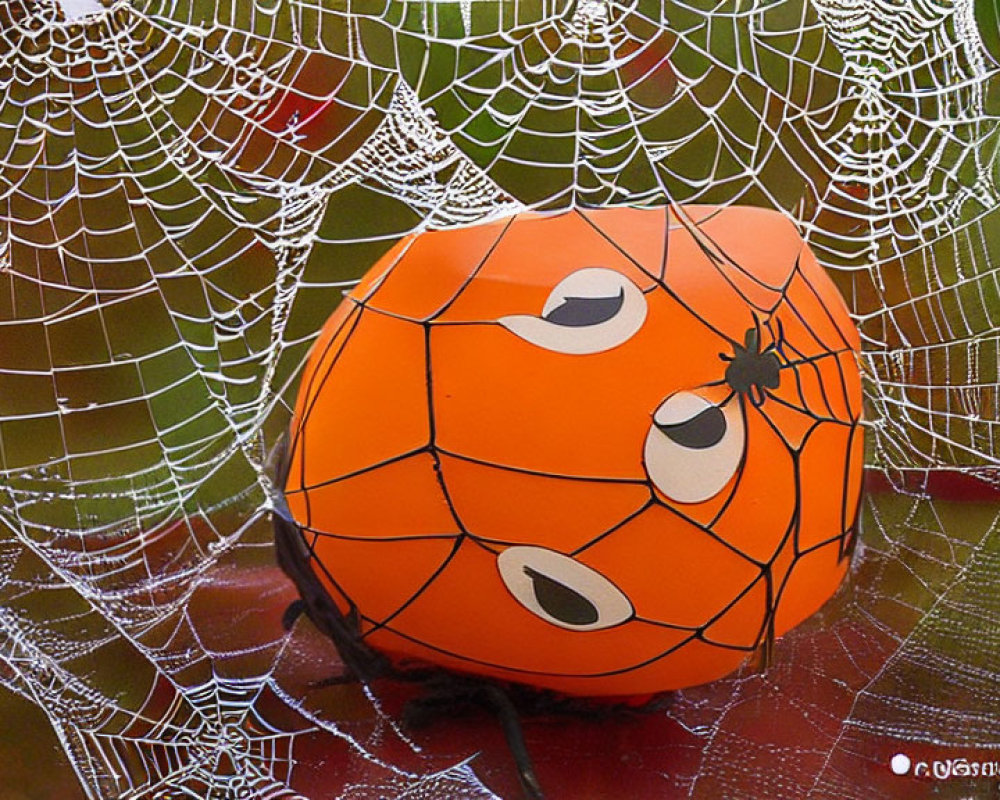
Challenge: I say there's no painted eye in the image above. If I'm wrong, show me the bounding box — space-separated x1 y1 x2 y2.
499 267 647 354
497 546 633 631
644 392 746 504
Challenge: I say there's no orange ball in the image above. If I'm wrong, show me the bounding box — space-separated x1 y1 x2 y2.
279 206 864 697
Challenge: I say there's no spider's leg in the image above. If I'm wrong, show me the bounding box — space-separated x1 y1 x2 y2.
274 510 391 683
773 316 786 351
483 684 546 800
402 675 485 728
761 319 787 364
398 675 546 799
282 599 307 631
748 313 764 350
714 389 737 408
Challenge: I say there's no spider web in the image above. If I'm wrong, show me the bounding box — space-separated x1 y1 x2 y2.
0 0 997 798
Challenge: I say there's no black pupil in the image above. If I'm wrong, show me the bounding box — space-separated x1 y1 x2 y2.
656 406 727 449
524 567 599 626
543 288 624 327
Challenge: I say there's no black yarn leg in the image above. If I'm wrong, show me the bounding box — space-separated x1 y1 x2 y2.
483 684 545 800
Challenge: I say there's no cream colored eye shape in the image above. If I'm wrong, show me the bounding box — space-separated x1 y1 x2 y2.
498 267 648 354
644 392 746 504
497 546 633 631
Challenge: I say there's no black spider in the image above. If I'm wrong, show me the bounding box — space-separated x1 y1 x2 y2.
720 319 784 406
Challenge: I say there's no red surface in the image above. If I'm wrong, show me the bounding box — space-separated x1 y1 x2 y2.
182 469 998 800
865 468 1000 502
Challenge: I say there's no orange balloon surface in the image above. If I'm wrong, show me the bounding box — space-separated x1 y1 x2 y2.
280 206 864 697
